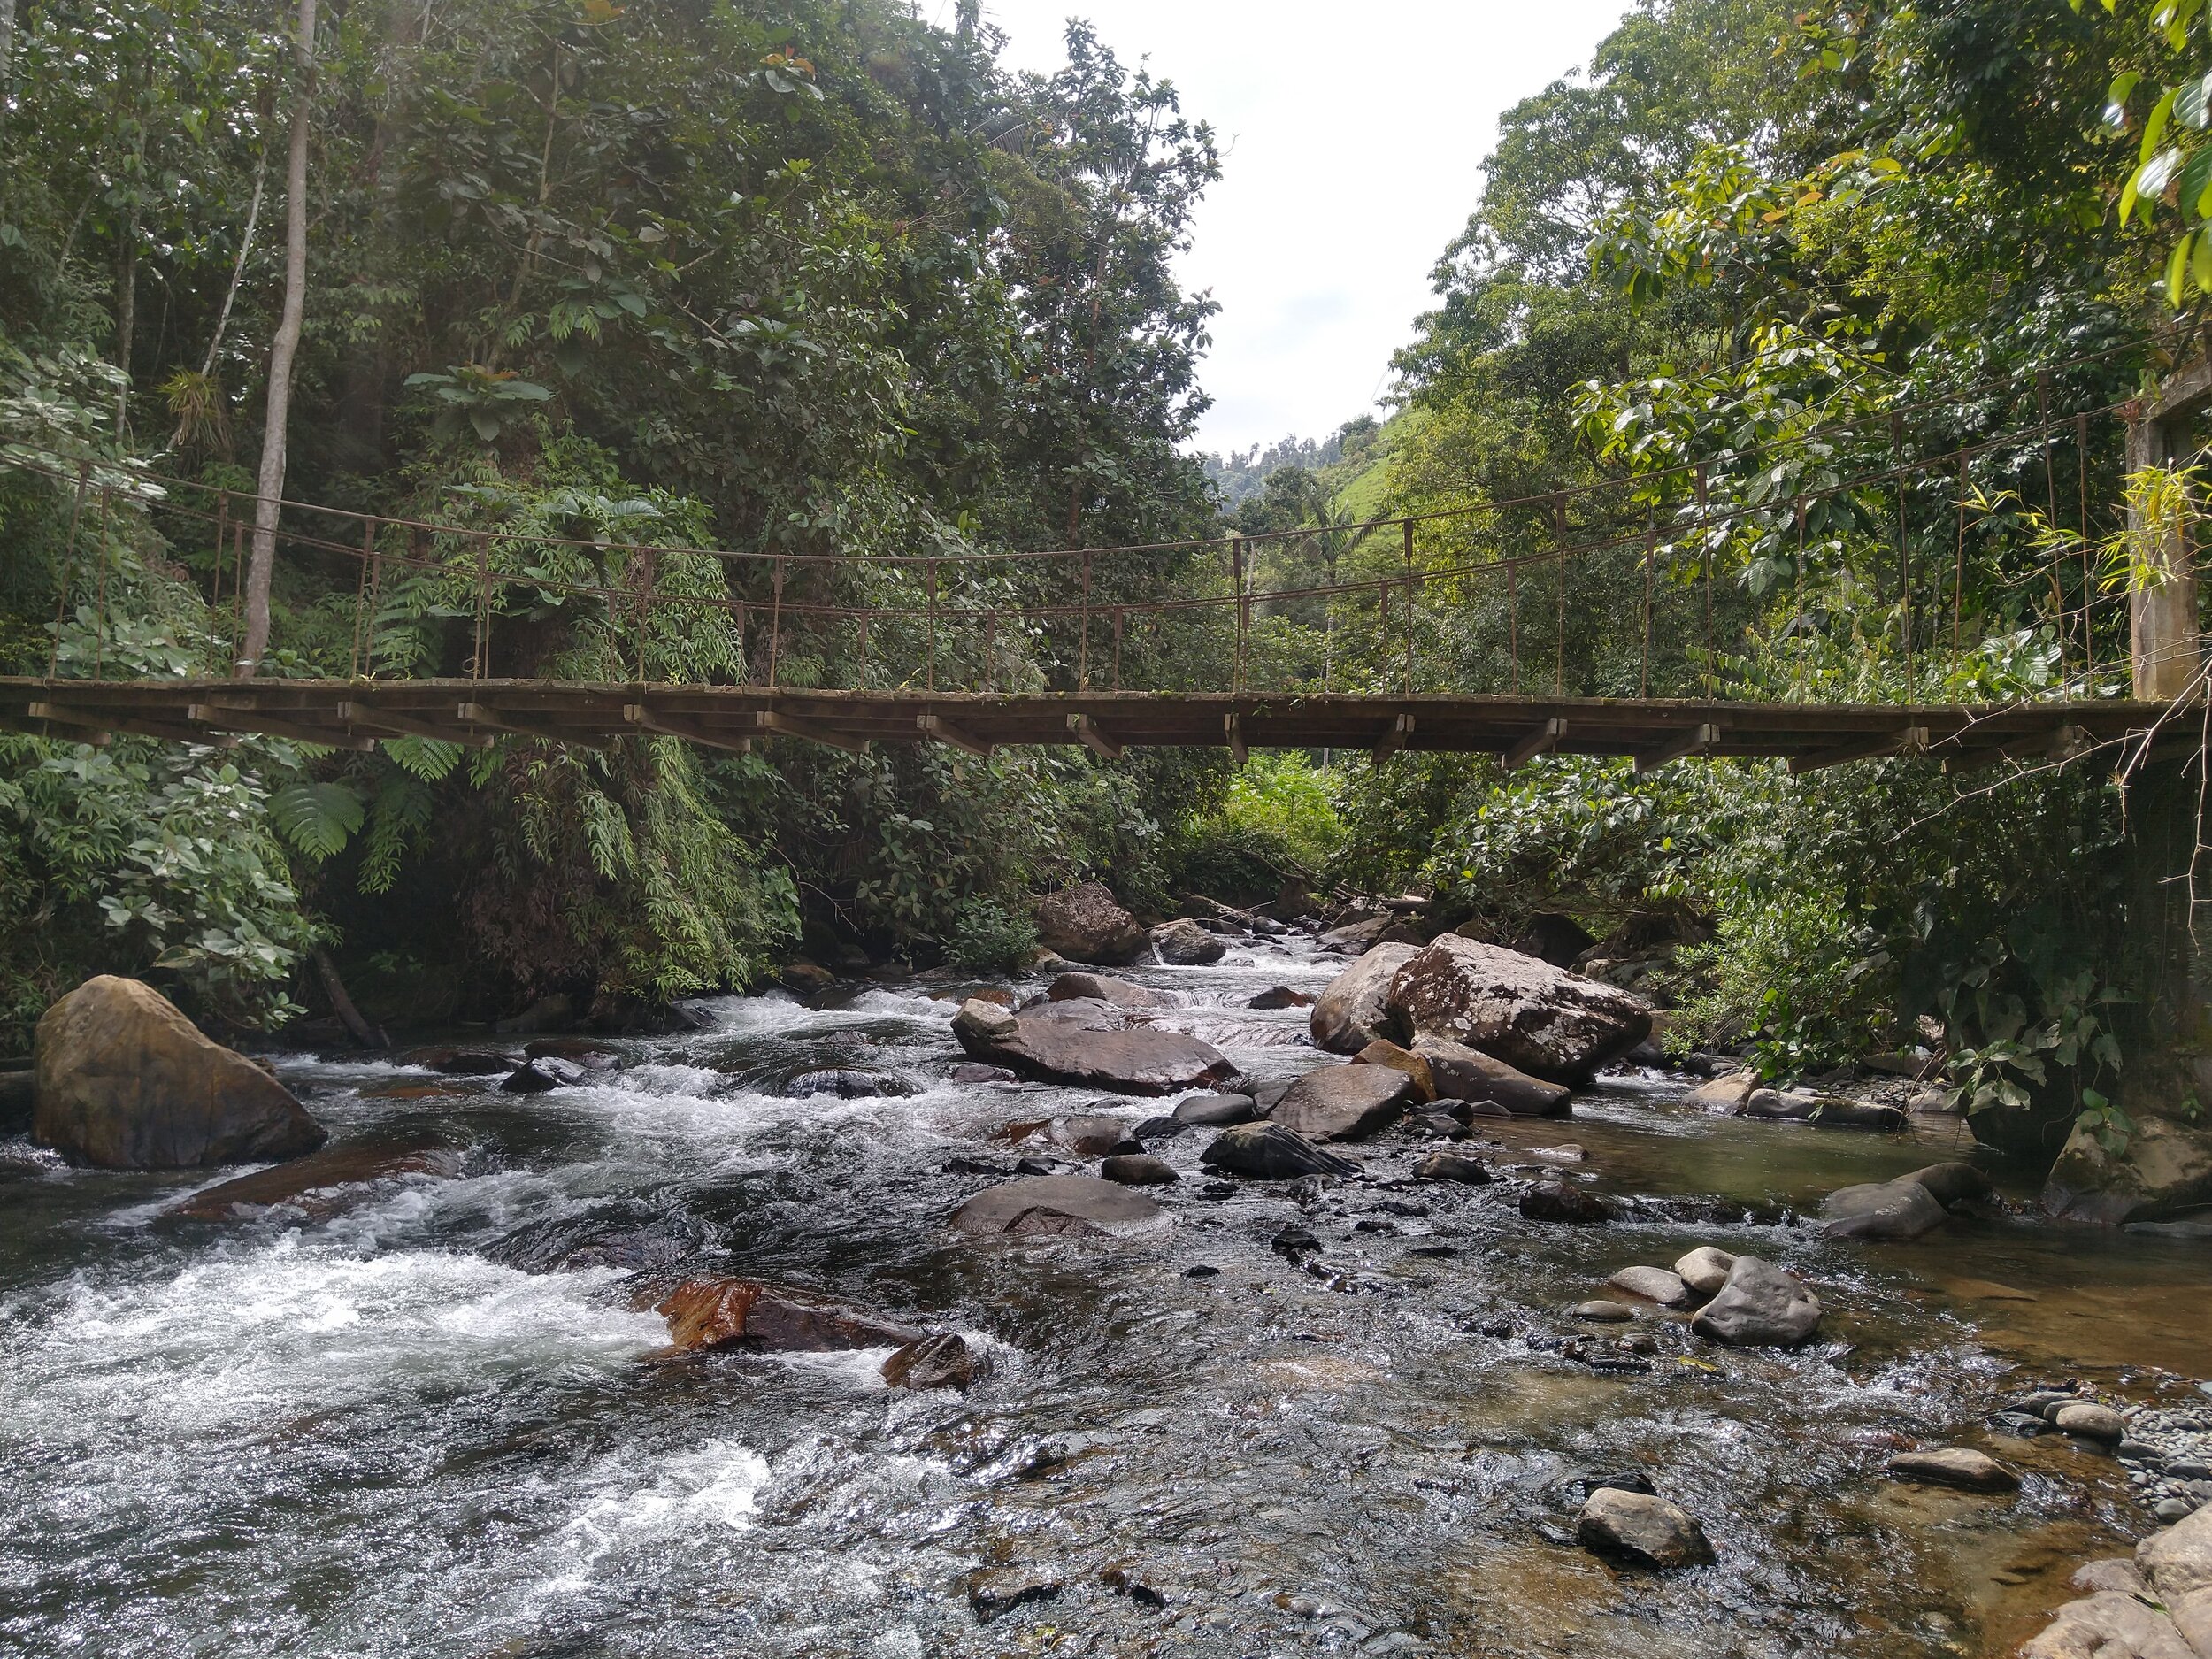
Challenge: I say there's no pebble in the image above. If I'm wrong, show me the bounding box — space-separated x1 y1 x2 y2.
2158 1497 2197 1523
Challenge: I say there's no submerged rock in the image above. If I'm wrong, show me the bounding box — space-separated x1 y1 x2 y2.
1822 1161 1994 1240
950 1174 1164 1235
1099 1153 1179 1187
882 1332 984 1391
1150 918 1226 965
399 1046 516 1076
1310 943 1421 1055
1268 1063 1419 1141
1576 1488 1714 1568
1519 1178 1614 1224
1034 881 1147 966
1248 986 1316 1010
1575 1300 1635 1322
1410 1035 1571 1116
1690 1256 1821 1347
1200 1121 1361 1179
34 976 326 1170
1000 1112 1132 1156
488 1199 708 1274
653 1278 924 1356
1886 1447 2018 1492
1385 936 1652 1084
167 1130 464 1221
780 1067 917 1099
951 998 1236 1096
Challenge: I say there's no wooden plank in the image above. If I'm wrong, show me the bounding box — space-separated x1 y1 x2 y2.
625 703 755 755
0 706 107 745
918 713 991 757
1225 711 1248 766
1788 726 1931 774
29 701 234 747
188 703 376 751
1633 723 1718 773
1501 718 1565 771
1372 713 1413 764
1067 713 1124 761
757 709 871 755
336 701 495 748
457 701 611 750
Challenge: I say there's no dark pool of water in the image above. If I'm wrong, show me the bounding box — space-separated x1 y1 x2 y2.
2 941 2207 1657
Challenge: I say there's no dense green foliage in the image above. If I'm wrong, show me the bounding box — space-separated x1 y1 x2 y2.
0 0 2198 1170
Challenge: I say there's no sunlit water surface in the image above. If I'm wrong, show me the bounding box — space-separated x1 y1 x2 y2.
3 941 2208 1656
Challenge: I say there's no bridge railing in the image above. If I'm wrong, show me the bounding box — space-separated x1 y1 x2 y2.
3 346 2192 712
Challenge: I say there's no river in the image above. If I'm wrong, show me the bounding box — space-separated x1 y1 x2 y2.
2 933 2208 1656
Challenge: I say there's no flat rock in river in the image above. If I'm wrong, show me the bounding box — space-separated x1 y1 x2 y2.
950 1175 1164 1235
951 998 1235 1095
1173 1092 1258 1126
1310 944 1420 1055
1385 936 1652 1084
1149 918 1226 965
1047 972 1175 1009
2140 1506 2212 1601
1690 1256 1821 1347
166 1130 465 1221
1269 1064 1419 1141
1886 1447 2018 1492
1820 1178 1952 1241
1674 1246 1737 1296
2019 1593 2199 1659
1608 1265 1689 1307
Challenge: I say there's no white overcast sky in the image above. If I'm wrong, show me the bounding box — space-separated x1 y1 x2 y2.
972 0 1637 456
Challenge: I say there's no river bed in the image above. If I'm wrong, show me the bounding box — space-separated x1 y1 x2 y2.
2 935 2208 1657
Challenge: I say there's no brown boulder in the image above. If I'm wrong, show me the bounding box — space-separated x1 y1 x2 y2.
1386 937 1651 1084
1047 972 1175 1009
1310 943 1420 1055
167 1130 464 1221
1349 1039 1437 1102
1410 1035 1570 1116
1269 1063 1419 1141
1149 918 1226 965
952 997 1235 1095
1033 882 1147 966
653 1278 922 1356
33 976 326 1170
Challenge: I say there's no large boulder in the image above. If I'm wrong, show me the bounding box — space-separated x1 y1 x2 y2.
1384 937 1651 1084
654 1279 923 1356
951 997 1235 1096
949 1174 1164 1235
2020 1594 2200 1659
1310 944 1419 1055
1821 1162 1994 1240
1200 1121 1360 1179
2141 1504 2212 1602
167 1130 465 1222
1690 1256 1821 1347
1034 882 1147 966
1410 1035 1570 1117
1149 918 1226 965
2045 1110 2212 1225
1269 1063 1419 1141
1740 1088 1907 1131
33 976 326 1170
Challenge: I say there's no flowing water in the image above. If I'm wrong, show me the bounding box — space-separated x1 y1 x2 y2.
3 937 2208 1658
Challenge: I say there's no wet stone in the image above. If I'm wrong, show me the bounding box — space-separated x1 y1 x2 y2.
501 1057 584 1094
2055 1401 2127 1443
882 1332 982 1391
1413 1151 1492 1185
1271 1225 1322 1258
1099 1153 1179 1187
1690 1256 1822 1348
1201 1121 1361 1180
1575 1301 1636 1323
966 1563 1063 1624
1173 1092 1259 1126
1608 1265 1689 1307
949 1062 1017 1084
1887 1447 2020 1493
1129 1114 1192 1141
1519 1178 1614 1224
1674 1246 1737 1297
1576 1488 1714 1568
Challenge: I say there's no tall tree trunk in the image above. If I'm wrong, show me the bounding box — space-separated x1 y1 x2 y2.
239 0 318 676
112 212 137 436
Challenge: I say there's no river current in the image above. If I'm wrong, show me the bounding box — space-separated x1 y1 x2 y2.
2 935 2208 1657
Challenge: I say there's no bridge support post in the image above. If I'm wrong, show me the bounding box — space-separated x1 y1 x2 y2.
2126 364 2209 700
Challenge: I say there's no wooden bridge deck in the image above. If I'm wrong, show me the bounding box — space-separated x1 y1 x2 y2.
0 678 2186 772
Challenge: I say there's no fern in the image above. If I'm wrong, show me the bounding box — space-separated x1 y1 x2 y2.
269 780 366 860
381 734 465 781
